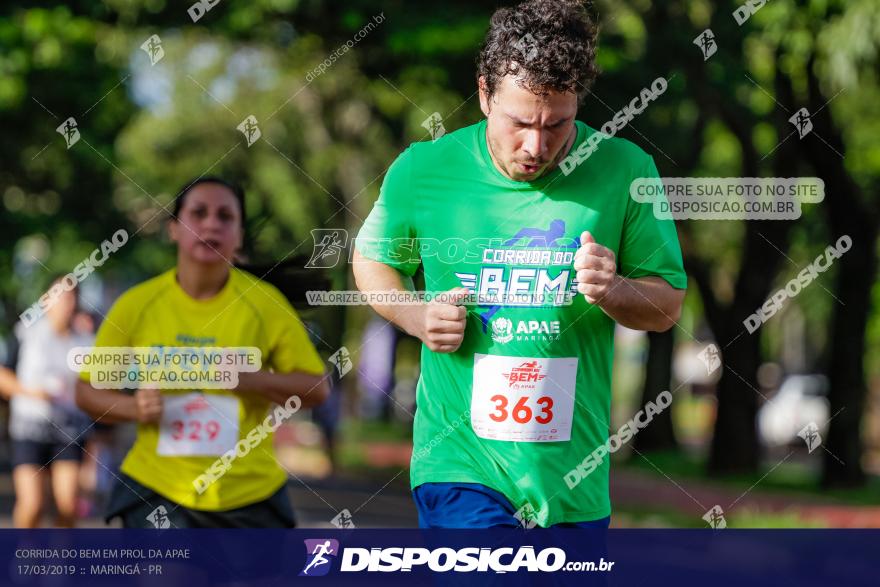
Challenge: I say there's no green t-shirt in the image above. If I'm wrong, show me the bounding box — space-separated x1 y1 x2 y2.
356 119 686 526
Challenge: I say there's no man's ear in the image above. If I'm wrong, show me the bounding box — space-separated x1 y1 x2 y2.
478 76 491 116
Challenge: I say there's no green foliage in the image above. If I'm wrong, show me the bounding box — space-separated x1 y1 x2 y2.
1 0 878 386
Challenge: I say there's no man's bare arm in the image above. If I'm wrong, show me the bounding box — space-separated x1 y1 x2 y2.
596 275 684 332
574 231 685 332
352 249 425 338
352 249 467 353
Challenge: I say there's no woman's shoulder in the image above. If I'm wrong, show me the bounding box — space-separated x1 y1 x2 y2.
110 270 176 313
229 268 292 312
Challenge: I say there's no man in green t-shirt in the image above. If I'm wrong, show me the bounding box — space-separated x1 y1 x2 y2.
353 0 686 528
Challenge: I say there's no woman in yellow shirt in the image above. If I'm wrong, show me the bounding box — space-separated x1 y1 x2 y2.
76 177 329 528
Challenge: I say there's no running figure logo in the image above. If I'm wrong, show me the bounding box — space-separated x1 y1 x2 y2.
299 539 340 576
140 34 165 66
306 229 348 269
797 422 822 453
693 29 716 61
328 346 353 378
146 505 171 529
702 505 727 529
469 219 579 331
56 117 80 149
788 108 813 139
505 219 580 249
237 115 262 147
421 112 446 141
513 32 539 63
697 343 721 376
514 502 539 529
502 361 546 388
331 508 356 529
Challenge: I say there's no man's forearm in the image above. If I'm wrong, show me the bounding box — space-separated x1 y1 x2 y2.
361 291 424 339
352 249 425 338
353 249 470 353
596 275 684 332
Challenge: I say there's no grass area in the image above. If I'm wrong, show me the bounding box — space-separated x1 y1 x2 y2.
623 449 880 506
337 448 408 481
336 419 413 483
340 419 413 443
611 506 700 528
329 421 877 518
729 508 826 528
612 505 827 528
306 421 843 527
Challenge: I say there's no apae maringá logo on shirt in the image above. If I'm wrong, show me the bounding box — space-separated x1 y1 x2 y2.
490 318 561 344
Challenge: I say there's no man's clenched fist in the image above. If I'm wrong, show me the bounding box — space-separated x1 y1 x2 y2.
420 287 469 353
574 231 618 305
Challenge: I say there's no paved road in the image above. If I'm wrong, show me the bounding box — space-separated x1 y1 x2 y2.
286 474 418 528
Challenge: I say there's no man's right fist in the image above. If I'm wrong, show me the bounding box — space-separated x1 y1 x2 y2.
421 288 470 353
134 388 163 423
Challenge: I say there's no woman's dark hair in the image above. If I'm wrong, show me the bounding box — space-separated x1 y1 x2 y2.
477 0 599 103
171 176 246 227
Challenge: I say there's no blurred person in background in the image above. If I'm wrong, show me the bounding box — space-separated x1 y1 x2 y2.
357 316 399 421
304 320 342 476
68 309 130 519
75 177 329 528
0 276 94 528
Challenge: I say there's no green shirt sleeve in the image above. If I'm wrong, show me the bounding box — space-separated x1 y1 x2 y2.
618 154 688 289
354 146 420 277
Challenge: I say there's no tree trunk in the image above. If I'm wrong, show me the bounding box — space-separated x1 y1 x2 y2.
707 312 762 474
632 329 678 452
705 59 801 475
799 55 879 487
821 221 877 487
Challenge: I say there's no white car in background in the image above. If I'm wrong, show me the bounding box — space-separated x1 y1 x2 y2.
758 374 830 447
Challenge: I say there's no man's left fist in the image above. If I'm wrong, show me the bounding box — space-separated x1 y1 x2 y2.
574 231 618 305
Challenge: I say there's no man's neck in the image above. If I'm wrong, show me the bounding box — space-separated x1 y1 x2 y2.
549 124 578 172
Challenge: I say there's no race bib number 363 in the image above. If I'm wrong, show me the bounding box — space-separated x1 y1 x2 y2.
157 393 240 456
471 354 577 442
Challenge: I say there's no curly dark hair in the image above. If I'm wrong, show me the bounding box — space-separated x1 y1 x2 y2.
477 0 598 102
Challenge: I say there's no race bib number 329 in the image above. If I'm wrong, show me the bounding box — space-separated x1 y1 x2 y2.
157 393 240 456
471 354 577 442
